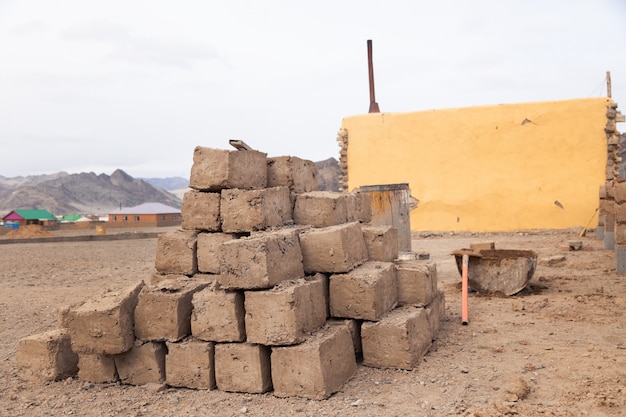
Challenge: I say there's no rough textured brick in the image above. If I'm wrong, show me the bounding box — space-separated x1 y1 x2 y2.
220 187 292 233
329 261 397 321
197 232 237 274
299 222 368 274
191 284 246 342
425 290 445 340
361 306 432 370
327 319 362 356
615 223 626 245
114 341 166 385
16 330 78 383
65 281 144 355
469 242 496 252
395 260 437 307
155 230 198 275
361 225 399 261
615 203 626 224
267 156 318 194
77 353 118 383
189 146 267 191
346 191 372 223
181 190 221 231
166 339 215 389
293 191 348 227
214 343 272 393
271 323 357 400
134 278 209 342
219 228 304 289
244 274 328 345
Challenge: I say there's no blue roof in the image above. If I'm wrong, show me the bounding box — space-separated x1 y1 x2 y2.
109 202 180 215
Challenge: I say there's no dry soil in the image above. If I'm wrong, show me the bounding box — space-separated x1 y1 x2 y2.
0 228 625 417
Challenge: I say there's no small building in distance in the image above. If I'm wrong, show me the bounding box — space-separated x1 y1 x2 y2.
2 209 58 227
107 202 181 228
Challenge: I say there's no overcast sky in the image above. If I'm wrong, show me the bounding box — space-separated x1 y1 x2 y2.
1 0 625 179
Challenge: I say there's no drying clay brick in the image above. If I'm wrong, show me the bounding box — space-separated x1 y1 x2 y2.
189 146 267 191
181 190 221 231
155 229 198 275
77 353 118 383
165 339 216 390
114 340 166 385
244 274 328 345
299 222 368 274
214 343 272 394
191 284 246 342
395 260 438 307
361 306 432 370
197 232 238 274
361 225 399 261
346 191 372 223
267 156 318 194
16 329 78 383
293 191 348 227
134 278 209 342
65 281 144 355
424 290 445 340
220 187 292 233
271 322 357 400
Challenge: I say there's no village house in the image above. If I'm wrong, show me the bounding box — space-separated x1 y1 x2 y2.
2 209 58 228
107 202 181 228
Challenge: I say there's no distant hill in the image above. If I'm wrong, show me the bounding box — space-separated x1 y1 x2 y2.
0 169 181 216
315 158 340 192
142 176 189 191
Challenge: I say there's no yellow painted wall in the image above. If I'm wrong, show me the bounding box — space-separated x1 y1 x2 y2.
343 98 612 232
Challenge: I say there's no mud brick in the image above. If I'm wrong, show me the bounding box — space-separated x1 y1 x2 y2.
181 190 221 231
214 343 272 393
271 323 357 400
189 146 267 191
470 241 496 253
65 281 144 355
155 229 198 275
197 232 237 274
599 184 607 199
346 191 372 223
615 223 626 245
16 330 78 383
114 341 166 385
149 273 190 285
327 319 362 356
220 187 292 233
293 191 348 227
606 182 615 199
615 203 626 224
329 261 397 321
267 156 318 194
77 353 118 383
299 222 368 274
219 228 304 290
395 260 438 307
166 339 216 389
424 290 445 340
600 198 613 215
361 306 432 370
134 278 209 342
191 284 246 342
244 274 328 346
362 225 399 261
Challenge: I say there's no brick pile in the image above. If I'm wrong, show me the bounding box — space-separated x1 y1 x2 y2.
16 146 444 400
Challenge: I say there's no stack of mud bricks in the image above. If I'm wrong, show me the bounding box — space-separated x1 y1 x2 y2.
613 181 626 273
16 146 444 400
599 101 622 247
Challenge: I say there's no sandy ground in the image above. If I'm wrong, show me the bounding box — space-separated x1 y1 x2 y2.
1 228 625 417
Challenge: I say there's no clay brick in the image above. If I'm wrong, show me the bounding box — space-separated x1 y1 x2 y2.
155 230 198 275
77 353 118 383
615 223 626 245
191 284 246 342
219 228 304 290
329 261 397 321
149 273 189 285
425 290 445 341
293 191 348 227
166 339 216 389
606 182 615 199
600 198 613 215
220 187 292 233
616 203 626 224
267 156 318 194
114 341 166 385
299 222 368 274
16 330 78 383
197 232 237 274
346 191 372 223
134 278 209 342
244 274 328 345
328 319 362 356
189 146 267 191
469 242 496 253
361 306 432 370
181 190 221 231
271 323 357 400
362 225 399 261
395 260 437 307
599 184 607 199
214 343 272 393
65 281 144 355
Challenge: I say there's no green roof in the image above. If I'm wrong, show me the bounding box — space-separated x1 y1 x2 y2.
60 214 82 221
14 209 57 220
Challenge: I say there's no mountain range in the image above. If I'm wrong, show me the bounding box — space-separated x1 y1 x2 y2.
0 158 340 217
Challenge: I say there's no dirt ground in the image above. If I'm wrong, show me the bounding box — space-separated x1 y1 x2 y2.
1 227 625 417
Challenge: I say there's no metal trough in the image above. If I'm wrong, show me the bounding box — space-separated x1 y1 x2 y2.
452 249 538 296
